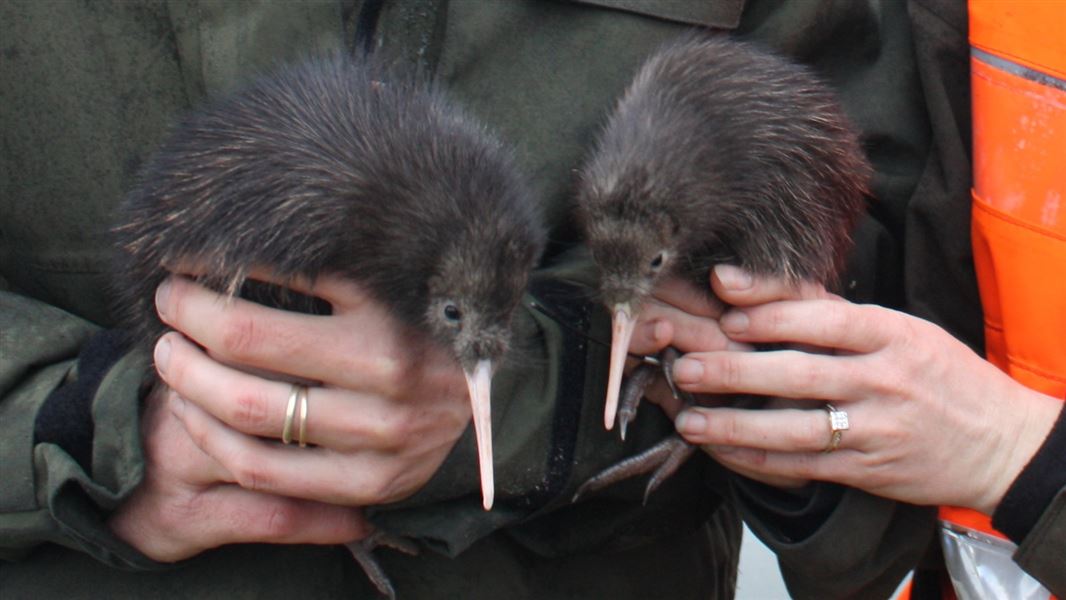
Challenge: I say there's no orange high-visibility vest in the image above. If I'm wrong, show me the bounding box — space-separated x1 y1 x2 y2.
935 1 1065 598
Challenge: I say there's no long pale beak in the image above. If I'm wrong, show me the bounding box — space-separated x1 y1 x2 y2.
604 304 637 430
464 359 494 510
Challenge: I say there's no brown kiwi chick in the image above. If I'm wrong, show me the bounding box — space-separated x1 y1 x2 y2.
574 33 870 499
111 53 544 597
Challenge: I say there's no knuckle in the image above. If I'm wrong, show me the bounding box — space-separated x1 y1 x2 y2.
371 356 403 390
720 414 746 446
367 413 414 449
791 453 819 480
797 413 825 449
220 314 261 359
154 492 208 542
867 364 906 397
230 388 272 431
793 355 827 396
715 355 745 390
766 305 787 331
354 473 393 505
231 453 272 493
262 503 300 538
821 303 851 341
182 405 212 451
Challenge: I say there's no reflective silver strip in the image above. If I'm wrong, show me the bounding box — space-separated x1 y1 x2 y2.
971 47 1066 92
939 520 1051 600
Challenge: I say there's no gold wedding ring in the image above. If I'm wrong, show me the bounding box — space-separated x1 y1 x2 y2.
297 385 309 447
282 384 309 446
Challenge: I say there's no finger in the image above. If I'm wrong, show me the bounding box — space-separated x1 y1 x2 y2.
642 375 685 419
671 349 857 400
628 318 673 357
173 394 441 505
631 301 753 357
701 445 811 489
156 332 455 452
141 384 232 485
675 406 843 453
114 483 369 562
711 265 836 306
703 445 854 487
192 485 369 548
651 278 725 318
718 300 897 354
156 275 414 395
163 261 373 312
237 269 376 314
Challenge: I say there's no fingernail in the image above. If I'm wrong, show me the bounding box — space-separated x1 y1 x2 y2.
675 411 707 435
720 311 749 333
672 357 704 383
168 394 186 419
643 319 667 344
715 265 752 291
154 337 171 377
155 280 171 320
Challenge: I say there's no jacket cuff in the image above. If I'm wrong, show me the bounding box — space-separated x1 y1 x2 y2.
739 483 936 599
1010 487 1066 596
0 291 160 569
992 402 1066 544
34 346 159 569
732 479 843 543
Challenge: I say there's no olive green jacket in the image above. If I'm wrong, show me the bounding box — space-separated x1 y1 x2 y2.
1 0 1012 597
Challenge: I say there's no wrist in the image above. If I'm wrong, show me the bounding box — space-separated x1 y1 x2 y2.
975 385 1061 515
990 401 1066 543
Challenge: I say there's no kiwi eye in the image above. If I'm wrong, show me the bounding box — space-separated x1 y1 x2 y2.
443 304 462 322
650 253 665 269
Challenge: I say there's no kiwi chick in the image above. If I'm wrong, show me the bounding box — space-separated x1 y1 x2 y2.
574 33 870 498
112 53 545 598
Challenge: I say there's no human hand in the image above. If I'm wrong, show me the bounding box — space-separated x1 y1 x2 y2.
628 268 825 488
108 383 369 561
670 266 1061 514
149 273 472 507
625 277 749 418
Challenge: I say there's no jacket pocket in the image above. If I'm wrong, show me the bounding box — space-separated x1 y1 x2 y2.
568 0 746 29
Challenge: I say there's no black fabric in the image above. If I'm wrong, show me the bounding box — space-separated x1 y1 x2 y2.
33 329 133 473
513 279 596 511
569 0 747 29
355 0 386 54
993 402 1066 544
734 480 845 543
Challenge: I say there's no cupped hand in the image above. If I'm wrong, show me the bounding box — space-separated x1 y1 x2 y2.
150 273 472 506
108 384 369 561
628 267 829 488
670 266 1061 514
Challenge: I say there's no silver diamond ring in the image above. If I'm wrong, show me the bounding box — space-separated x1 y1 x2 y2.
823 403 849 453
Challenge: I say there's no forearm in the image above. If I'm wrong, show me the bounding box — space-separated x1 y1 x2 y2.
0 291 155 568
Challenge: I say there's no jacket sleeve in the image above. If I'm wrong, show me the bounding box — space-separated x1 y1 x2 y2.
1012 488 1066 596
729 1 975 597
992 403 1066 595
736 480 936 599
0 291 157 569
